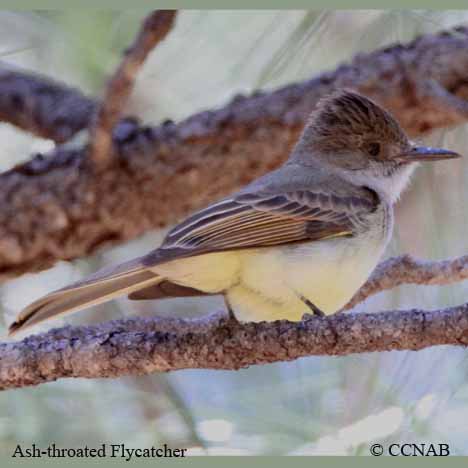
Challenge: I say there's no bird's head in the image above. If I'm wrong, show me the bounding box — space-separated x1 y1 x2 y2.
290 89 461 202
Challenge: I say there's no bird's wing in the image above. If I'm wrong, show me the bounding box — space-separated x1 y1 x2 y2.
143 187 378 266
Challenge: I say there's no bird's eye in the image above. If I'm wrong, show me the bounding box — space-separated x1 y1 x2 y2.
367 142 381 157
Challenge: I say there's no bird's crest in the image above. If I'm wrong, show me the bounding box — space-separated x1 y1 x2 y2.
302 89 408 155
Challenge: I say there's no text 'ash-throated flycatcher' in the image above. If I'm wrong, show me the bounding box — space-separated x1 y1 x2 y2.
9 90 461 336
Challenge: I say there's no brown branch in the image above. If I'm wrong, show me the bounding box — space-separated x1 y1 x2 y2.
2 26 468 145
344 254 468 310
0 66 96 143
89 10 177 168
0 27 468 280
1 254 467 390
1 304 467 392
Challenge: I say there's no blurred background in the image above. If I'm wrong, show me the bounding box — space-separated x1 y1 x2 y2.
0 10 467 455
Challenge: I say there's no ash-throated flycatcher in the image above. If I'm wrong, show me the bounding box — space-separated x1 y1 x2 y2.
9 90 461 336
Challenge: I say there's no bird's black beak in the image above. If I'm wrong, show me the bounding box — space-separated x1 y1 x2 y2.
396 146 461 162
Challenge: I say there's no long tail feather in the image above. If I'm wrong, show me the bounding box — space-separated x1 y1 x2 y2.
8 257 163 336
129 281 210 300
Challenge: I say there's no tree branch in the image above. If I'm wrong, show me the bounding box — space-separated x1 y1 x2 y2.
89 10 177 168
344 254 468 310
0 27 467 281
0 66 95 143
1 254 467 391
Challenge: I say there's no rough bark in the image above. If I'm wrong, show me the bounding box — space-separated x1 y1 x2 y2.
0 27 467 280
2 304 468 392
0 66 95 143
1 254 467 391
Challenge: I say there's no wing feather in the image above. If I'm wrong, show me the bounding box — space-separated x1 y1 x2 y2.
152 189 377 260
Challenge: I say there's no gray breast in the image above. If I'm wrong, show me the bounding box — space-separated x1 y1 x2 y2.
361 200 393 246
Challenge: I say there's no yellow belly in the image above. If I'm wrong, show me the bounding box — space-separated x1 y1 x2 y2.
151 230 387 322
150 251 241 293
228 234 386 322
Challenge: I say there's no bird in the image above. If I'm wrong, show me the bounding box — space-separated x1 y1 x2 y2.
8 89 461 336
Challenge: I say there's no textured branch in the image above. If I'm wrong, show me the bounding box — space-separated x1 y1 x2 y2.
89 10 177 167
1 254 467 390
0 27 467 281
0 66 95 142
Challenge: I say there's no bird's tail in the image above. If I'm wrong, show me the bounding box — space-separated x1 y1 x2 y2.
8 257 163 336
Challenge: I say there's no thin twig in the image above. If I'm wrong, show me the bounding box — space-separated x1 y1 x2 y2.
88 10 177 168
344 254 468 310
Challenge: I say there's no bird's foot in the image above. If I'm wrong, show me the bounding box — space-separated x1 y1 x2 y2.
223 297 240 324
298 294 325 317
